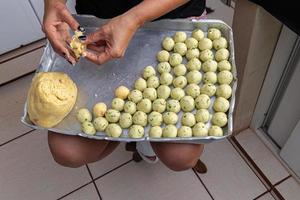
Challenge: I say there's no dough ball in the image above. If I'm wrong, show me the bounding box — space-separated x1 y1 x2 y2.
157 62 171 74
213 37 228 50
202 60 218 72
172 76 187 88
185 37 198 49
218 70 233 84
173 64 187 76
199 49 214 62
105 109 120 123
27 72 77 128
128 125 144 138
200 84 217 97
174 42 187 56
186 70 202 84
148 111 163 126
93 102 107 118
180 96 195 112
147 76 160 88
215 48 229 61
157 85 171 99
203 71 217 84
156 50 170 62
181 112 196 127
162 125 178 138
187 58 201 71
178 126 193 137
162 36 175 51
198 38 213 51
124 101 136 114
143 88 157 101
186 49 200 60
185 83 200 98
207 28 221 40
192 29 204 41
134 77 147 91
173 31 187 43
105 123 122 138
143 66 156 79
93 117 108 131
216 84 232 99
115 86 130 100
195 109 210 123
152 99 167 113
70 31 86 59
169 53 183 66
213 97 230 112
77 108 92 123
163 112 178 125
119 113 133 129
159 72 173 86
128 89 143 103
170 87 185 100
218 60 232 71
111 98 125 111
195 94 211 109
132 111 148 126
212 112 228 127
208 125 223 136
81 121 96 135
137 98 152 113
149 126 163 138
166 99 181 113
193 122 208 137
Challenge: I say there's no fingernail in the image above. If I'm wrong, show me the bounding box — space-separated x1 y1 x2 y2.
78 35 87 41
67 60 72 65
77 26 85 33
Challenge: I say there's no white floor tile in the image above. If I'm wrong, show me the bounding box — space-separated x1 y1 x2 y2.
61 183 99 200
0 130 91 200
257 192 275 200
276 177 300 200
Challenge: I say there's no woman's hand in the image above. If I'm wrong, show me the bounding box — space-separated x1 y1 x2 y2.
43 0 79 64
84 13 142 65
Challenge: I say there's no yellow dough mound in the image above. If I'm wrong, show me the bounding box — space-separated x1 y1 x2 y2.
27 72 77 128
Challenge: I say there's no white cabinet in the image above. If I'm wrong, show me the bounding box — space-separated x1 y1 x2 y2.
0 0 44 54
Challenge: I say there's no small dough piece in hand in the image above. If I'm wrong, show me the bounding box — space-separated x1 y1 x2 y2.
213 97 230 112
178 126 193 137
173 31 187 43
132 111 148 126
185 84 200 98
160 72 173 86
186 70 202 84
192 29 204 41
105 109 120 123
181 112 196 127
195 109 210 123
212 112 228 127
186 58 201 71
93 117 108 131
166 99 181 113
152 98 166 113
207 28 221 40
157 85 171 99
162 36 175 51
195 94 211 109
157 62 171 74
173 64 187 76
169 53 183 66
148 111 163 126
208 125 223 136
163 125 178 138
137 98 152 113
70 30 86 59
171 87 185 100
93 103 107 118
129 125 144 138
174 42 187 56
106 123 122 137
203 71 217 84
185 37 198 49
149 126 163 138
81 121 96 135
199 49 214 62
202 60 218 72
218 70 233 84
213 37 228 50
173 76 187 88
157 50 170 62
77 108 92 123
119 113 133 129
147 76 160 88
193 122 208 137
111 98 125 111
200 84 217 97
198 38 213 51
180 96 195 112
143 88 157 101
163 112 178 125
143 66 156 79
134 78 147 91
186 49 200 60
216 84 232 99
218 60 231 71
128 90 143 103
115 86 130 100
215 48 229 61
124 101 136 114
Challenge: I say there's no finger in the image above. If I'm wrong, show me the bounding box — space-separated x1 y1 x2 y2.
87 44 106 53
85 30 106 45
45 26 70 57
59 6 79 31
84 51 111 65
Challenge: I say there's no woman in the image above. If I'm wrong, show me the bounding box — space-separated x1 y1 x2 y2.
44 0 207 172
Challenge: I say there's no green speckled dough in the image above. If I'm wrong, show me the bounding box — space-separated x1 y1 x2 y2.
185 84 200 98
147 76 160 88
149 126 163 138
174 42 187 56
143 66 156 79
181 112 196 127
218 60 231 71
216 84 232 99
173 64 187 76
152 98 167 113
202 60 218 72
198 38 212 51
157 62 171 74
173 31 187 43
212 112 228 127
111 98 125 111
169 53 183 66
129 125 144 138
93 117 108 131
195 109 210 123
178 126 193 137
166 99 181 113
215 48 229 61
77 108 92 123
180 96 195 112
199 49 214 62
195 94 211 109
185 37 198 49
162 37 175 51
119 113 133 129
132 111 147 126
186 70 202 84
128 90 143 103
105 109 121 123
143 88 157 101
213 97 230 112
105 123 122 137
193 122 208 137
156 50 170 62
124 101 136 114
162 125 178 138
172 76 187 88
157 85 171 99
186 49 200 60
170 87 185 100
200 84 217 97
137 98 152 113
186 58 201 71
208 28 221 40
192 29 204 41
159 72 173 86
134 78 147 91
213 37 227 50
217 70 233 84
203 72 217 84
163 112 178 125
208 125 223 136
148 111 163 126
81 121 96 135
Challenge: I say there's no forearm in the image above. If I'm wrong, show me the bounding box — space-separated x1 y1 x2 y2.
44 0 67 13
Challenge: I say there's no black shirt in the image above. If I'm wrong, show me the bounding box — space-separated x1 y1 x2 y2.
75 0 206 19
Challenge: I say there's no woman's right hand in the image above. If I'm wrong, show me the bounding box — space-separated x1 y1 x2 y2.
43 0 79 64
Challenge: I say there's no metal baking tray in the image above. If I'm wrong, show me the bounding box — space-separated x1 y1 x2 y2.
21 15 237 144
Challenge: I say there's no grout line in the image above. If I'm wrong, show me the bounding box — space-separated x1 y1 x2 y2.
192 169 215 200
56 180 93 200
0 71 35 87
86 165 102 200
273 175 292 187
0 129 35 147
93 159 133 182
252 191 270 200
270 187 285 200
